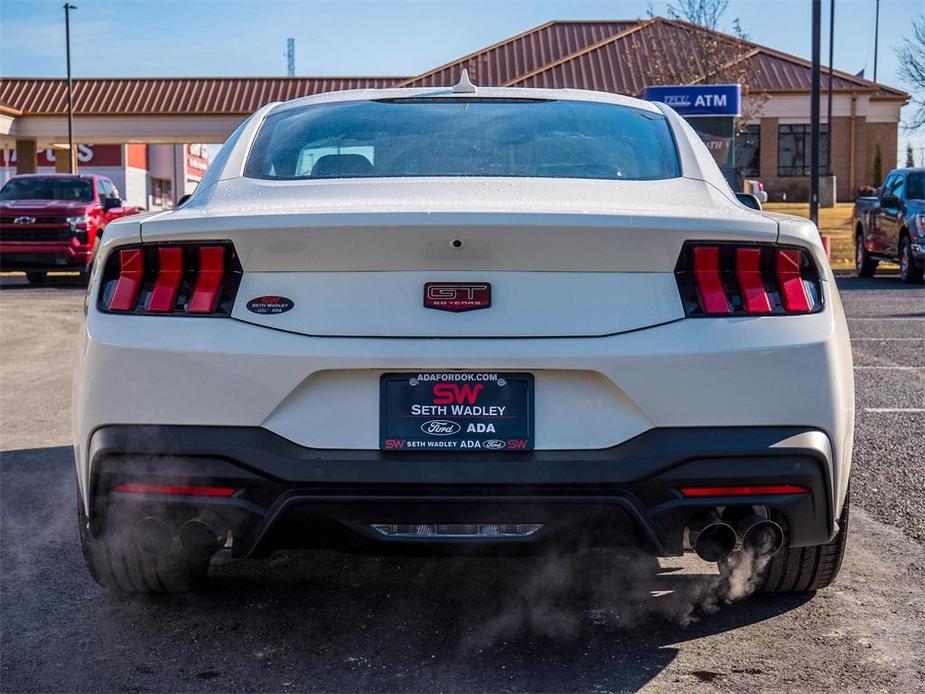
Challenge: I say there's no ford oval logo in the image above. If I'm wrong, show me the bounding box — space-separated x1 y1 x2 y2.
421 420 461 436
483 439 507 449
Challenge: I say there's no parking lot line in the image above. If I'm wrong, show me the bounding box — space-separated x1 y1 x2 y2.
863 408 925 413
853 366 923 370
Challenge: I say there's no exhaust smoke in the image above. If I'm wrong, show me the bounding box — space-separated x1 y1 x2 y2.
131 516 174 556
178 517 224 558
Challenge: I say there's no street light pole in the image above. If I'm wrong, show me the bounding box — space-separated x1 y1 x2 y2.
810 0 821 225
64 3 77 173
873 0 880 82
827 0 835 179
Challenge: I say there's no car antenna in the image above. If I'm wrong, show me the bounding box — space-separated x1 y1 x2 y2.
452 68 477 94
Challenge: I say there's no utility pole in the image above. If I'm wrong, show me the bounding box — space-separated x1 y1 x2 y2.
286 38 295 77
827 0 834 178
873 0 880 82
64 3 77 173
810 0 821 225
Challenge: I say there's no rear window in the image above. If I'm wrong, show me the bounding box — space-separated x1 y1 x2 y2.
0 176 94 202
244 98 680 182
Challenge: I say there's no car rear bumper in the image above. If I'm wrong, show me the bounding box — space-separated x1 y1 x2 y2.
86 424 836 558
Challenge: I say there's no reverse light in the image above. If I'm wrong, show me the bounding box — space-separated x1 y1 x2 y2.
99 241 241 315
680 484 809 497
675 242 823 316
112 483 238 497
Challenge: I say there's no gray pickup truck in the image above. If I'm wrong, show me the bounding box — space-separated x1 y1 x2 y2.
853 167 925 283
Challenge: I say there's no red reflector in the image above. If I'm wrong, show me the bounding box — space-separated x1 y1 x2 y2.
776 249 811 313
112 483 237 497
108 248 144 311
146 247 184 312
692 246 730 314
735 247 772 313
188 246 224 314
680 484 809 497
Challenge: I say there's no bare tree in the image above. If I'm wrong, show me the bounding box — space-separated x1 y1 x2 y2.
638 0 767 131
897 16 925 130
669 0 728 33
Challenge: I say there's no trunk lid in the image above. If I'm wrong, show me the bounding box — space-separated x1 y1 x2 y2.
140 177 777 337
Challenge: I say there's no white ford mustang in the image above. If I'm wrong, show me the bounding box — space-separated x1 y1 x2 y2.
73 81 854 593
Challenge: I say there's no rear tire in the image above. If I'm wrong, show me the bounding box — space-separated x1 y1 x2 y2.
77 493 210 593
855 234 877 278
899 235 924 284
759 490 849 593
25 271 46 284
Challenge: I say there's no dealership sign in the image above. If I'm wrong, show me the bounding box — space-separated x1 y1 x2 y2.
1 144 122 168
643 84 741 117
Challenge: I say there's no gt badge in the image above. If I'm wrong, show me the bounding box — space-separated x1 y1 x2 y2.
246 296 294 314
424 282 491 312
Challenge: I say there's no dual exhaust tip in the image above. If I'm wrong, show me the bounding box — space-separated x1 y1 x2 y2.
131 516 224 558
688 510 784 563
134 511 780 564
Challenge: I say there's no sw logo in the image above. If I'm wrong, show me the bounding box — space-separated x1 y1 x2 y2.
423 282 491 312
432 383 483 405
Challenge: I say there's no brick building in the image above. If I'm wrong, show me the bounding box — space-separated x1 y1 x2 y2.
0 18 908 202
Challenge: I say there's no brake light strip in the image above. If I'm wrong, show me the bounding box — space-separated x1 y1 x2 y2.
146 246 184 312
692 246 731 314
188 246 225 314
108 248 144 311
735 247 772 314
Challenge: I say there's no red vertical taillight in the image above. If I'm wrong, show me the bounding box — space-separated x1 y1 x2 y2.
108 248 144 311
146 247 184 312
675 242 822 316
188 246 225 314
776 249 812 313
99 242 241 315
692 246 731 314
735 247 772 314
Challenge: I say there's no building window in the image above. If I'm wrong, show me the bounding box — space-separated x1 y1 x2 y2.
152 177 172 207
778 124 830 177
735 124 760 178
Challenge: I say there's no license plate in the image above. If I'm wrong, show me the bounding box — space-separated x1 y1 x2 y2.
380 372 534 451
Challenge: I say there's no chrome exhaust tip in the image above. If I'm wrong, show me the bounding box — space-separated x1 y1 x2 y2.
741 518 784 556
725 510 785 557
688 512 737 562
178 518 223 558
131 516 175 556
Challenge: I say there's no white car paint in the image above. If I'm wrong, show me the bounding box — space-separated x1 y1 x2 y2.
73 86 854 521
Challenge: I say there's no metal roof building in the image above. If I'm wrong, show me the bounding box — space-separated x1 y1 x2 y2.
1 17 908 200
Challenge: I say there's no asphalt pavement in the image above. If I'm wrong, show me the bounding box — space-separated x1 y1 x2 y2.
1 272 923 693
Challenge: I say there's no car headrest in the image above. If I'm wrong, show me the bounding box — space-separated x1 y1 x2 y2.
310 154 374 178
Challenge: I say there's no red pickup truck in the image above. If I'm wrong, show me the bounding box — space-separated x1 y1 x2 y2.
0 174 139 283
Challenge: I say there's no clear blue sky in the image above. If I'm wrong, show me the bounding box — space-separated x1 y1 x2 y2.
1 0 922 161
